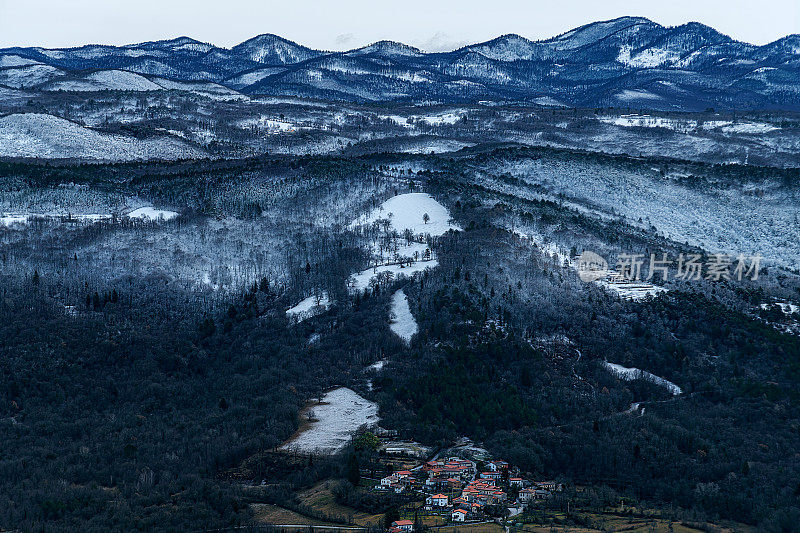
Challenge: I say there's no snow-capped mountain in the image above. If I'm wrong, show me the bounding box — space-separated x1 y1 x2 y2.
1 17 799 110
231 34 322 65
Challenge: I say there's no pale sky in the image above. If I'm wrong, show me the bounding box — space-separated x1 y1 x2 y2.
1 0 798 51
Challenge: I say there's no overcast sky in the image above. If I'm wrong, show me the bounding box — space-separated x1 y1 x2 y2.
1 0 798 50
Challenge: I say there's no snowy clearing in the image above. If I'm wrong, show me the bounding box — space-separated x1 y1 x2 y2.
604 362 682 395
389 289 418 344
348 260 438 293
600 114 697 133
286 292 332 322
719 122 779 134
126 207 179 221
280 387 379 455
599 277 668 301
352 193 459 237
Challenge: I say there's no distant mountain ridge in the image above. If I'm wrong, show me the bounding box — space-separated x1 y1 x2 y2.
1 16 799 110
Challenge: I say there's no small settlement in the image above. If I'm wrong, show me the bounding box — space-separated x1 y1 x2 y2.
379 456 562 530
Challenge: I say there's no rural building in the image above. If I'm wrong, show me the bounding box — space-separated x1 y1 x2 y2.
391 520 414 532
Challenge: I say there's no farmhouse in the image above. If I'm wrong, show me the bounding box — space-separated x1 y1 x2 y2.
391 520 414 532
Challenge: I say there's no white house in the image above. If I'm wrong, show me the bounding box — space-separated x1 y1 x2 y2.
518 488 535 503
426 493 448 507
451 509 467 522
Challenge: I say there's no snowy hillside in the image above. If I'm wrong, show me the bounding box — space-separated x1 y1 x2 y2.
0 113 205 160
0 64 64 88
44 70 163 91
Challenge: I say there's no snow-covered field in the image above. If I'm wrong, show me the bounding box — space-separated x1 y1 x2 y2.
600 114 779 136
347 192 458 291
352 193 459 238
280 387 379 455
598 273 668 301
389 289 418 344
126 207 179 221
600 114 697 133
604 362 682 395
0 113 205 161
286 292 332 322
349 261 438 293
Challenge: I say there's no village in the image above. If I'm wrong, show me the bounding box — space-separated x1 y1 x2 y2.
377 454 562 532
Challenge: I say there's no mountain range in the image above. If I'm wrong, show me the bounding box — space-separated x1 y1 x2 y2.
1 16 799 110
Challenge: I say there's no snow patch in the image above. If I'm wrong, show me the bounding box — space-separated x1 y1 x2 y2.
615 89 662 101
618 46 679 68
126 206 179 221
389 289 418 344
604 362 682 395
720 122 779 134
286 292 332 322
280 387 379 455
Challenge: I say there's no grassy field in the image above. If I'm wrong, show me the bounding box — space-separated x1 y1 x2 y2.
251 503 342 526
511 510 757 533
298 481 386 528
429 523 505 533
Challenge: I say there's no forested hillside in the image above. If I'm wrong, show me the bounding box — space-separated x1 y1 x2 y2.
1 148 799 531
